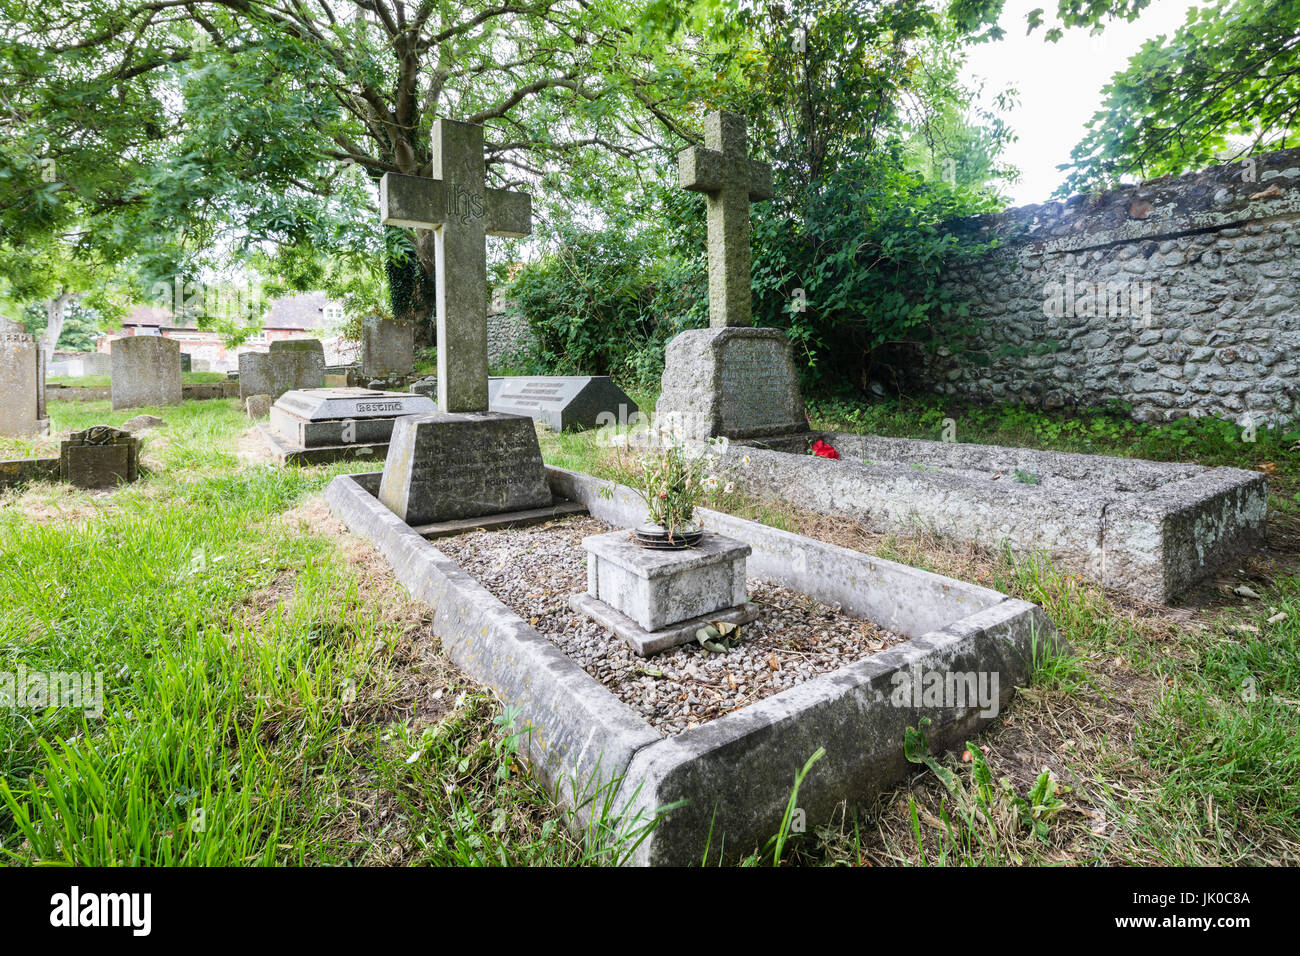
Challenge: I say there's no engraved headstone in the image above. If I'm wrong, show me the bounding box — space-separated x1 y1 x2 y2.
488 376 638 432
110 336 183 410
238 339 325 400
654 111 808 442
59 426 139 489
378 412 552 525
0 316 48 438
361 314 415 378
258 387 436 465
180 353 192 373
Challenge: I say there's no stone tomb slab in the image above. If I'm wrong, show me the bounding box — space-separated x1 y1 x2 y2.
259 387 435 465
59 426 140 489
378 411 554 525
655 327 808 441
324 465 1060 866
713 433 1268 604
487 376 639 432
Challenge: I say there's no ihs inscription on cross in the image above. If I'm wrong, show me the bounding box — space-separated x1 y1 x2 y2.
677 110 774 328
380 118 531 413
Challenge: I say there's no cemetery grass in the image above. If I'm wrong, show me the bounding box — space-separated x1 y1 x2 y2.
542 397 1300 866
45 371 230 388
0 399 644 866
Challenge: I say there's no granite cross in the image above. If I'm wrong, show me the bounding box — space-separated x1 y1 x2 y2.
380 118 532 413
677 110 774 328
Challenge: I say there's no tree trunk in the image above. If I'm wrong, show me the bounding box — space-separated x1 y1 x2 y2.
386 229 439 348
43 291 75 353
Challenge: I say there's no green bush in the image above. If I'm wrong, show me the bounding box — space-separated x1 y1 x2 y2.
751 149 1002 394
507 223 705 391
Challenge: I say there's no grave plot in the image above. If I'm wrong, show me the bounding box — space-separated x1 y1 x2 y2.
435 515 910 735
325 465 1058 866
711 432 1267 604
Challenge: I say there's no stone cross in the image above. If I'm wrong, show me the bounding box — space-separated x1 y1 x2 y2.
678 111 773 328
381 118 532 413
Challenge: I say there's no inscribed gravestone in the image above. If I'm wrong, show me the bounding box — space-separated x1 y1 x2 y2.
1 317 48 438
111 336 183 410
361 315 415 378
654 111 808 442
488 376 638 432
238 339 325 400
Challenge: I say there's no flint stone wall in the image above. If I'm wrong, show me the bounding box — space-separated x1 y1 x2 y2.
926 147 1300 423
487 309 532 367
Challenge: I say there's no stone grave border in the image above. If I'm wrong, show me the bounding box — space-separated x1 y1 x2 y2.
713 432 1268 604
325 465 1058 866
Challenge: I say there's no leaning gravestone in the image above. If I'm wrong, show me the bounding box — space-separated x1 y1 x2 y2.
488 376 638 432
238 339 325 400
60 426 140 489
259 387 436 465
654 111 809 443
361 314 415 379
0 317 49 438
376 118 554 525
111 336 183 410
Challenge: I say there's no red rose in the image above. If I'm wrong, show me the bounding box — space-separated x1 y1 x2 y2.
811 439 840 460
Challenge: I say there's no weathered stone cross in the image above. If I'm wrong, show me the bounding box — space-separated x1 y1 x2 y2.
678 110 774 328
381 118 532 413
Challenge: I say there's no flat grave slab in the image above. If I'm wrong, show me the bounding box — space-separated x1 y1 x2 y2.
259 387 436 465
325 464 1060 866
715 433 1267 603
487 375 638 432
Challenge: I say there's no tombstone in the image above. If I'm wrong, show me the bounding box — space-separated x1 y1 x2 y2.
654 111 809 442
376 118 554 524
245 394 273 419
194 358 211 372
59 426 140 489
180 353 192 373
361 314 415 379
110 336 183 410
488 376 638 432
410 376 438 399
0 317 48 438
258 387 436 465
238 339 325 400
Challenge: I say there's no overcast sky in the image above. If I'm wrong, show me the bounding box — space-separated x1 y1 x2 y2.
962 0 1205 206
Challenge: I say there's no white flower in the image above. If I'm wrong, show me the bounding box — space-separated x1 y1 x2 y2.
704 474 720 491
724 482 735 494
742 455 751 465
